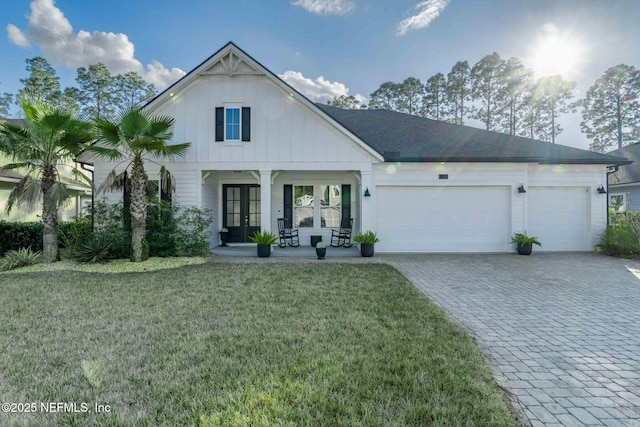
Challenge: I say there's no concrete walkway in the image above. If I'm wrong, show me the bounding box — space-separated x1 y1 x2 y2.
381 253 640 427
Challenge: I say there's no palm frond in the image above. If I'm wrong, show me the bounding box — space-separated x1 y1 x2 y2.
153 142 191 159
96 169 128 194
69 167 95 188
45 181 72 208
3 162 38 171
94 117 124 147
87 145 125 161
6 175 42 213
159 165 176 193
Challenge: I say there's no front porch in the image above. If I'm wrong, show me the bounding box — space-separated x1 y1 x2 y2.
201 169 373 248
211 243 361 257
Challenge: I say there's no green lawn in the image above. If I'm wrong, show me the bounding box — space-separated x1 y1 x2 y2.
0 261 518 426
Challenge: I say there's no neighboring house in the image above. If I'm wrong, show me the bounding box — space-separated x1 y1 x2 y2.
607 143 640 212
0 116 93 222
81 42 630 252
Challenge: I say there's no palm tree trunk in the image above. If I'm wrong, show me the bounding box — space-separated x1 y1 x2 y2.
130 157 148 262
41 166 58 263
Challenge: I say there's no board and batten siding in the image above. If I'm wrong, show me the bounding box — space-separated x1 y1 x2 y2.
151 75 375 166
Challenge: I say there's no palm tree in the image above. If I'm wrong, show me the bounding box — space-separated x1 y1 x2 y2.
0 98 93 262
91 108 190 262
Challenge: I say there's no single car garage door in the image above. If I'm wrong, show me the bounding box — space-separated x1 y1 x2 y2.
528 187 590 251
376 186 511 252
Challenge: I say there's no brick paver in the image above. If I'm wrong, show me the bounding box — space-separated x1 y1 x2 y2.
381 253 640 427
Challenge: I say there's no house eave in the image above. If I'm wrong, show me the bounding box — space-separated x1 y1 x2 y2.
383 156 632 166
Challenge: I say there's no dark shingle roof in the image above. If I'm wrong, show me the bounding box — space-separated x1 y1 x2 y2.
317 104 630 166
608 143 640 185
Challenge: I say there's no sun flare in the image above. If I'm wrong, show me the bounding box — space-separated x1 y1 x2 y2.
528 26 586 79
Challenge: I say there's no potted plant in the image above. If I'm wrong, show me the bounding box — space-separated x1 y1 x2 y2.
219 228 229 247
315 241 327 259
353 230 380 257
249 231 278 257
511 232 542 255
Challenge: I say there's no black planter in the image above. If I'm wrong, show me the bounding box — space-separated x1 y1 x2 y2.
360 243 375 257
219 231 229 247
257 243 271 257
517 243 532 255
316 246 326 259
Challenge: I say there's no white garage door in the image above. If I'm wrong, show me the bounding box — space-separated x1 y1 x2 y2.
528 187 590 251
376 186 511 252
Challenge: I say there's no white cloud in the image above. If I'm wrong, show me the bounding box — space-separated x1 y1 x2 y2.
279 70 366 105
7 24 31 48
8 0 185 90
396 0 451 36
291 0 356 16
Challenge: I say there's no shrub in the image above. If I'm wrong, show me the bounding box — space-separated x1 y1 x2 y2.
58 217 93 259
601 212 640 257
72 236 113 264
0 221 42 254
0 248 42 271
147 200 178 257
175 206 213 256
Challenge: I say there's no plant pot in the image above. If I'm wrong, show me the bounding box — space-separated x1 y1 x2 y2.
517 243 532 255
257 243 271 257
219 231 229 247
316 246 326 259
360 243 375 257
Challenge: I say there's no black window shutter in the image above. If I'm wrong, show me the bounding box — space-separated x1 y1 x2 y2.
215 107 224 141
241 107 251 141
341 184 351 220
284 185 293 223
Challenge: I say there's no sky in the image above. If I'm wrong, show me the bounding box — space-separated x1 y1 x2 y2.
1 0 639 150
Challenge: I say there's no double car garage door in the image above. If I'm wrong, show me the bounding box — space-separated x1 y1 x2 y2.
375 186 590 252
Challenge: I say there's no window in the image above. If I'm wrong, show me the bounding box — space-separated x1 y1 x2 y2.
294 185 314 227
215 107 251 142
609 193 627 213
287 184 351 228
226 108 240 140
321 185 341 228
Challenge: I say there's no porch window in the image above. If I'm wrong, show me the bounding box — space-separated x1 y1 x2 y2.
321 185 341 228
294 185 314 227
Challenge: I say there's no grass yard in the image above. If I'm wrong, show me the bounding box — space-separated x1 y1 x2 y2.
0 261 518 426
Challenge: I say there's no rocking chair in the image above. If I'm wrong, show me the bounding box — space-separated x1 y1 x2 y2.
330 218 353 247
277 218 300 247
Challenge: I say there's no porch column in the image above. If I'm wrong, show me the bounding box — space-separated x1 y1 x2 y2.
259 170 272 233
360 170 374 233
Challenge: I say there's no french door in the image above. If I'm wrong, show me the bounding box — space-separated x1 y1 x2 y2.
223 184 261 243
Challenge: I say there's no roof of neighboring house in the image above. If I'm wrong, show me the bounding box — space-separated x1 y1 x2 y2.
0 166 22 181
607 143 640 185
316 104 630 166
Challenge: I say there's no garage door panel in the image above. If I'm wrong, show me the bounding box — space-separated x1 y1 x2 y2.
528 187 590 251
376 186 510 252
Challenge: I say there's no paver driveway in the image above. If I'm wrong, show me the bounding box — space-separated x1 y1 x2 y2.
381 253 640 427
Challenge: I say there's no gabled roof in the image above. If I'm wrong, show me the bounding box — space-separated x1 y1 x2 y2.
316 104 630 166
144 42 384 162
608 143 640 185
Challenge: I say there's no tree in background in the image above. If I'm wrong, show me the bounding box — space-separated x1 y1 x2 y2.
496 58 532 136
446 61 471 125
0 98 93 262
114 71 157 110
470 53 506 131
0 85 12 116
395 77 424 115
537 75 576 143
92 108 190 262
423 73 448 121
17 57 64 106
368 81 401 111
579 65 640 153
75 64 117 120
519 81 549 141
328 94 362 109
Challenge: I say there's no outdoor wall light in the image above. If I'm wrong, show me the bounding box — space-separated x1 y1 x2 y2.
517 184 526 193
364 188 371 197
597 185 607 194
